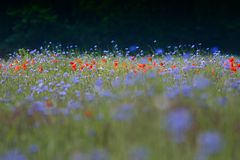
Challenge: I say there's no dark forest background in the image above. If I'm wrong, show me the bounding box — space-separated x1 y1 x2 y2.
0 0 240 56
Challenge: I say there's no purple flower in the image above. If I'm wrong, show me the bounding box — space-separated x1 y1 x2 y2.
89 149 109 160
165 108 192 143
99 90 113 98
173 74 181 80
124 73 135 86
129 45 138 52
38 79 44 88
113 104 134 121
111 78 121 88
28 101 46 115
62 84 72 90
28 144 39 153
85 92 95 101
129 147 149 160
155 48 164 55
139 58 148 64
71 152 88 160
217 97 227 106
183 52 191 59
67 100 82 110
95 78 103 88
0 149 26 160
63 72 69 77
210 47 219 53
147 72 156 78
72 77 80 84
181 85 193 97
165 87 179 99
17 88 23 93
198 131 223 154
61 108 70 116
59 91 67 96
95 78 104 91
30 49 37 54
196 131 224 160
75 91 81 97
193 75 210 89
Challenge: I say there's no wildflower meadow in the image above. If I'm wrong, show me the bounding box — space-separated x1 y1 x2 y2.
0 43 240 160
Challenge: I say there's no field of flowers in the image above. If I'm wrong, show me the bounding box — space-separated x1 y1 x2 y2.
0 43 240 160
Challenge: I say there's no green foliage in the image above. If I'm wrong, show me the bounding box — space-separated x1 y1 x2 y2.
7 5 57 32
1 5 57 50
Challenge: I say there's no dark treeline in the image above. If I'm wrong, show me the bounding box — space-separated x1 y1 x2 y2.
0 0 240 55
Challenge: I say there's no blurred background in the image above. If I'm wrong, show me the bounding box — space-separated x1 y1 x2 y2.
0 0 239 56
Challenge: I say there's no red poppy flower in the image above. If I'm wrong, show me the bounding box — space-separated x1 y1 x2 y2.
230 66 237 72
84 111 93 118
52 59 60 63
138 63 146 68
38 65 44 73
228 57 235 63
148 57 152 62
171 64 177 69
79 64 85 71
71 63 77 71
160 62 165 67
101 58 107 63
22 63 27 70
114 60 118 69
14 65 21 72
70 61 75 65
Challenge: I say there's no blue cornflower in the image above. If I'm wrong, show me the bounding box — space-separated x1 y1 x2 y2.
165 108 192 143
129 45 138 52
183 52 191 59
85 92 95 102
75 91 81 97
165 87 179 99
134 90 143 96
193 75 210 89
89 149 109 160
111 77 121 88
67 100 82 110
59 91 67 96
0 149 26 160
71 152 88 160
63 72 68 77
95 78 104 91
129 147 150 160
99 90 113 98
196 131 224 160
210 47 219 53
124 73 135 86
113 104 134 121
28 144 39 153
72 76 80 84
181 85 193 97
155 48 164 55
217 97 227 106
28 101 46 115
